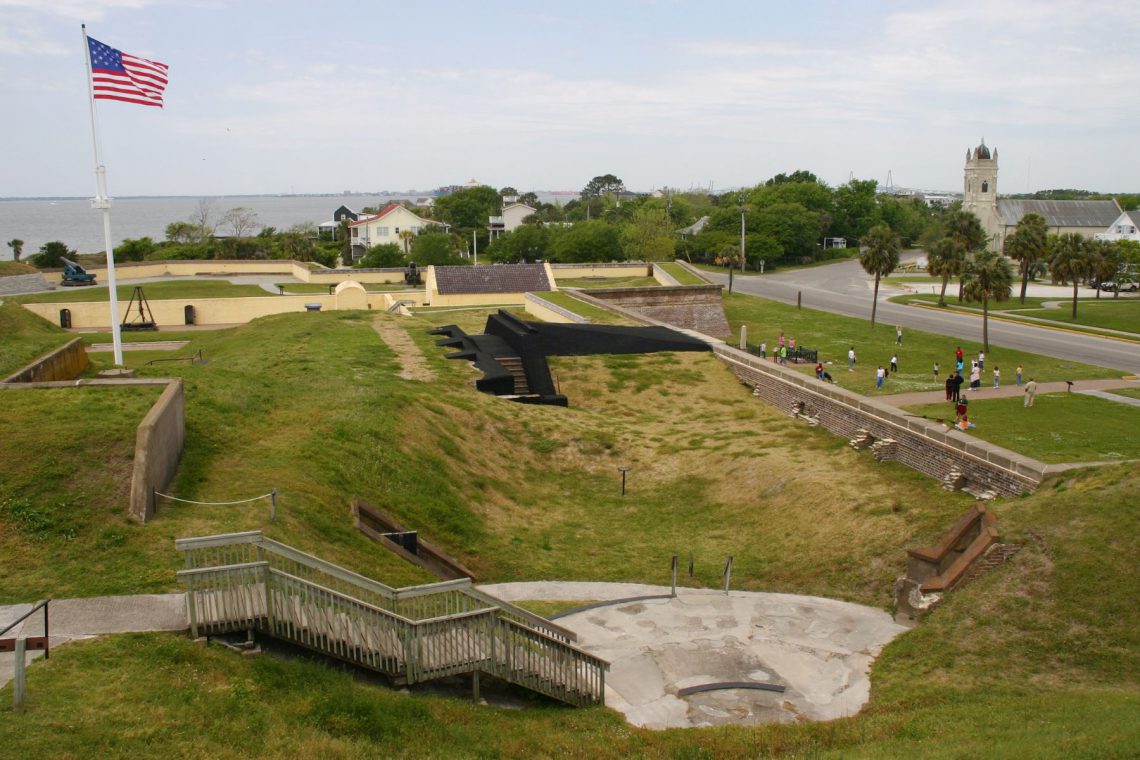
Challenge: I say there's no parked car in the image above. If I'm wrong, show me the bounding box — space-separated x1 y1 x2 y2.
1100 279 1139 292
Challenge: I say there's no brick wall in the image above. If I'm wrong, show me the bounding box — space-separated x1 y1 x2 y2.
713 345 1043 496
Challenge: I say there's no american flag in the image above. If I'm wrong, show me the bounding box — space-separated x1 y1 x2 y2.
87 36 168 108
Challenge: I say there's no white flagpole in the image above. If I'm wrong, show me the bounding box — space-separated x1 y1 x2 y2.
82 24 124 367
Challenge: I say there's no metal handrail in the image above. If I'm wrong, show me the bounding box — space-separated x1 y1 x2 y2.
0 599 50 659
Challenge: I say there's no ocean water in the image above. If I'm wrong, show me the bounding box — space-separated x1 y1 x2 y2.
0 192 575 260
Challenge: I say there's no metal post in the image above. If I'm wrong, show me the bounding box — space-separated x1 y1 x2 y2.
738 197 746 273
618 466 631 496
728 267 733 293
688 552 694 578
270 488 278 523
671 555 678 598
797 291 802 310
723 555 734 595
13 638 26 710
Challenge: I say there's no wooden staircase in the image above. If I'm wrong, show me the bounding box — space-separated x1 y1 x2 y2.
493 356 530 394
175 532 607 707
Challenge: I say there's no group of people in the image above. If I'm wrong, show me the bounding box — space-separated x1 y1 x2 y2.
759 332 799 366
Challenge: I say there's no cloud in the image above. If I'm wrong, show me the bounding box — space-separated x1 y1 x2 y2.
0 0 160 21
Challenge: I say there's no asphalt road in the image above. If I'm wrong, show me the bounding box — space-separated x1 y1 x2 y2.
706 259 1140 376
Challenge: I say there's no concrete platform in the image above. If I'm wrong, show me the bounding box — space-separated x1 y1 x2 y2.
481 582 908 729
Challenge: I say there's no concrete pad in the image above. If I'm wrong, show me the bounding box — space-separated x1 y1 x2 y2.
479 582 907 729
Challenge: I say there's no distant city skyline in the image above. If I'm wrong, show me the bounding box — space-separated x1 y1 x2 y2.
1 0 1138 198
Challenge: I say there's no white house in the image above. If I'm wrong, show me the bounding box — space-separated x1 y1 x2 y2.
1095 209 1140 243
488 202 537 239
348 203 439 259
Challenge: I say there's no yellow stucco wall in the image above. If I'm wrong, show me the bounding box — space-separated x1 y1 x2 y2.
549 263 651 279
23 295 341 329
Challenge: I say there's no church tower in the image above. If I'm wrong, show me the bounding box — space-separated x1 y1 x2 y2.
962 139 1001 249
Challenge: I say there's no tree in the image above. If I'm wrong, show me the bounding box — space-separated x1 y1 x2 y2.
165 221 212 245
411 232 464 266
7 238 24 262
432 186 501 230
858 224 900 327
499 186 519 197
1003 212 1048 304
581 174 624 199
832 179 880 238
518 191 539 207
115 237 157 262
222 207 261 238
1049 233 1092 319
1088 240 1121 300
487 225 549 264
32 241 76 268
549 221 622 263
279 231 316 262
943 209 988 300
962 250 1014 352
621 207 675 261
189 199 217 235
398 229 415 255
926 237 963 307
356 243 404 268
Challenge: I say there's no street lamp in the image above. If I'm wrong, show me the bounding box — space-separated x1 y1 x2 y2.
738 197 747 273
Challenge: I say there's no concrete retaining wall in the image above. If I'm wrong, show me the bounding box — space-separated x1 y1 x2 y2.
1 337 89 383
128 379 186 522
713 345 1043 496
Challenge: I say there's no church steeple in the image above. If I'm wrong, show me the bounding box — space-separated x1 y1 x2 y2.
964 138 997 203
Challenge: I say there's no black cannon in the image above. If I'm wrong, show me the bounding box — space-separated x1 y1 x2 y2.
60 257 96 286
404 261 422 286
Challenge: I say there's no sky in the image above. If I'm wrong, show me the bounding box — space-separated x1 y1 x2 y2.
2 0 1138 198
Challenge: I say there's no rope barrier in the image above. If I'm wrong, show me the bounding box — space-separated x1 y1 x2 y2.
153 488 277 522
154 491 272 506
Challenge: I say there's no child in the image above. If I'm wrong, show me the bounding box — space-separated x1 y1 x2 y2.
933 362 940 381
993 367 1000 388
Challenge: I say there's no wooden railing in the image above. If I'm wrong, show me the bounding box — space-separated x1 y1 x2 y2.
175 532 606 706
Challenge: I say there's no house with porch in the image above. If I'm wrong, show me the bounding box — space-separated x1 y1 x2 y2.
348 203 441 259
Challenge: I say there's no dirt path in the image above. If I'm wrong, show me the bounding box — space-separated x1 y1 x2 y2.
372 317 434 381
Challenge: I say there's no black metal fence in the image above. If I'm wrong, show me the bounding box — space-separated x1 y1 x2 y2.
743 343 818 364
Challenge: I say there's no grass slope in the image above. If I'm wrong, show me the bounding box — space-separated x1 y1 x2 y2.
0 301 71 378
15 281 274 304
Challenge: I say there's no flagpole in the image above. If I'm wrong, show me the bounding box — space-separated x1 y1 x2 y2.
82 23 124 367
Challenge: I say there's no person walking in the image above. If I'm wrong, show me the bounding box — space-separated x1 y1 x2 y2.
993 367 1001 388
951 372 963 402
779 344 788 365
896 325 903 345
944 375 954 401
1016 364 1023 386
1024 378 1038 407
848 346 856 371
759 341 767 359
933 361 940 381
955 346 964 365
890 354 898 374
969 364 981 389
876 366 885 389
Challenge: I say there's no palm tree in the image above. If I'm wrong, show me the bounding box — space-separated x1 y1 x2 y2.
943 210 988 302
926 237 963 307
1003 212 1047 304
6 238 23 262
962 250 1014 352
859 224 900 327
398 229 415 256
1089 240 1121 300
1049 233 1092 319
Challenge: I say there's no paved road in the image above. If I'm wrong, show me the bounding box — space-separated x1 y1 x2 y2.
708 259 1140 375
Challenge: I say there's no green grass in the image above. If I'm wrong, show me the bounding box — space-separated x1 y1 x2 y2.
0 261 39 276
0 301 71 378
2 302 1139 757
722 291 1121 397
657 262 705 285
1110 387 1140 400
891 293 1140 335
14 281 276 303
537 291 630 324
904 393 1140 463
276 283 414 294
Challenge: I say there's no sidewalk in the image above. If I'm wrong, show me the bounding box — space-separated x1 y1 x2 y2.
0 593 186 690
879 377 1140 408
